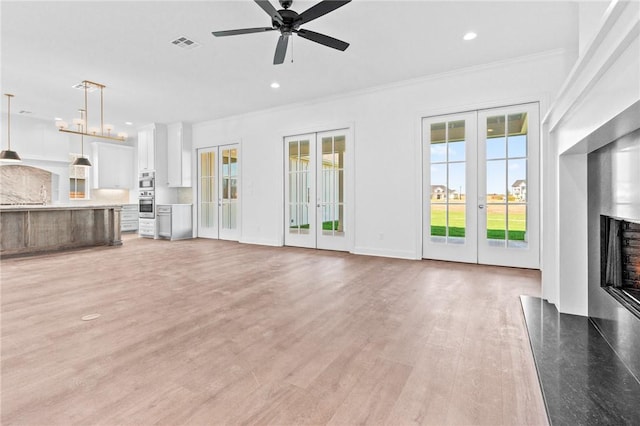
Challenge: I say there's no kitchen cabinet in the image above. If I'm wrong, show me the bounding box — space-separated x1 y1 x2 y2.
137 123 168 187
167 122 192 187
137 126 155 171
157 204 192 240
139 218 156 238
91 142 134 189
121 204 138 232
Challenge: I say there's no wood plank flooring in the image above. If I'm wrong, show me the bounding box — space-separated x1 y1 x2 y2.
1 237 548 425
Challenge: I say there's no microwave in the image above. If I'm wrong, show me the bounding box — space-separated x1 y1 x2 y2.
139 171 155 189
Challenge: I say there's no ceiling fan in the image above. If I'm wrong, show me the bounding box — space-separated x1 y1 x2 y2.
212 0 351 65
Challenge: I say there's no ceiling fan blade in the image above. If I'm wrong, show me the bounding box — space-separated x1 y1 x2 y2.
296 29 349 51
254 0 284 26
297 0 351 25
212 27 276 37
273 34 289 65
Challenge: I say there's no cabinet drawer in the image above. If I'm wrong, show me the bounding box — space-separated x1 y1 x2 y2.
121 221 139 231
121 204 138 212
121 211 139 221
157 206 172 214
139 223 155 232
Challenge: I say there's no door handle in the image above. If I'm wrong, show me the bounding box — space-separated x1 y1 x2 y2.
478 204 485 209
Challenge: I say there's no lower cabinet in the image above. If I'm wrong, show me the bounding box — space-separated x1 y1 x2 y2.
121 204 139 232
157 204 192 240
139 218 156 238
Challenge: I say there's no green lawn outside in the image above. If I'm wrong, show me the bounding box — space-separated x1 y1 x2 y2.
431 205 526 241
294 221 339 231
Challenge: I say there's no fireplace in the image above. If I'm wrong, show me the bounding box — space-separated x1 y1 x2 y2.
601 215 640 318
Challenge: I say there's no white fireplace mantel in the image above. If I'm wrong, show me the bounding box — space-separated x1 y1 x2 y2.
541 0 640 315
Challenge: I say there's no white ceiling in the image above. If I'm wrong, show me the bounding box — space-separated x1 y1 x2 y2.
1 1 580 129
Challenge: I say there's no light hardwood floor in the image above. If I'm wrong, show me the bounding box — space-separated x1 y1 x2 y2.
1 237 548 425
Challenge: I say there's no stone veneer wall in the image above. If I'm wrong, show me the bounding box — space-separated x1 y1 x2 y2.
0 165 52 205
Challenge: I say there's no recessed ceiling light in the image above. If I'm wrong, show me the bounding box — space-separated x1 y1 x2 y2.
270 82 280 89
125 122 133 126
463 32 477 41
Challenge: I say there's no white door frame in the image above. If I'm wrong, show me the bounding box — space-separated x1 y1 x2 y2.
196 143 241 241
477 103 539 268
422 111 478 263
421 102 540 268
283 126 353 252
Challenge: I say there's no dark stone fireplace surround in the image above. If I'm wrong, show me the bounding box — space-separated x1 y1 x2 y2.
587 127 640 382
521 126 640 425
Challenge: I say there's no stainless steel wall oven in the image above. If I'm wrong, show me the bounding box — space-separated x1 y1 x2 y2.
139 190 155 218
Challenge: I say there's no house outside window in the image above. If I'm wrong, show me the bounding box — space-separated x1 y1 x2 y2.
511 179 526 201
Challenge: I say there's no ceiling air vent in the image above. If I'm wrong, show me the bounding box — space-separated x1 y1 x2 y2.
171 36 201 50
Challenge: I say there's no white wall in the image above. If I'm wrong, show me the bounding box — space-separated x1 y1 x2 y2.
193 50 573 258
542 0 639 315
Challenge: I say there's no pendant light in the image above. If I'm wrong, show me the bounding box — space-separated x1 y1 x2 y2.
71 109 92 167
1 94 22 162
56 80 127 142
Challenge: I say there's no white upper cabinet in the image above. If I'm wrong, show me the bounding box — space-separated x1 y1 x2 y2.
137 125 156 171
91 142 134 189
137 123 168 186
167 122 192 187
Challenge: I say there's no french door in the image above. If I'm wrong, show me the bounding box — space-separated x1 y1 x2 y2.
423 103 539 268
284 129 348 251
197 144 240 240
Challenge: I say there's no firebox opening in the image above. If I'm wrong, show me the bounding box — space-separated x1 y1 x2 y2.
601 215 640 319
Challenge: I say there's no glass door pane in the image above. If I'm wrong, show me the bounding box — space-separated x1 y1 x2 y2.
484 113 529 248
429 120 466 244
284 134 316 249
288 139 311 235
320 135 345 237
198 148 217 238
316 130 348 251
219 144 240 241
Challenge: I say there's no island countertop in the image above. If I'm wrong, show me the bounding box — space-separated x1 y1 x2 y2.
0 203 124 212
0 204 123 257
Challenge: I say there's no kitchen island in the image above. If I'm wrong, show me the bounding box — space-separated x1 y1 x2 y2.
0 204 123 257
